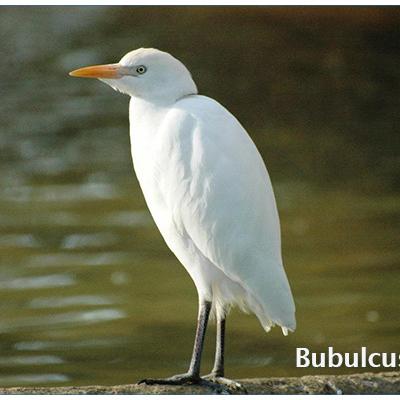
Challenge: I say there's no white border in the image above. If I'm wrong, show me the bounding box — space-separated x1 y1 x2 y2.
0 2 398 399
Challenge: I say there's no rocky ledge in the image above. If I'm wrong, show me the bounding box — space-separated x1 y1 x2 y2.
1 371 399 395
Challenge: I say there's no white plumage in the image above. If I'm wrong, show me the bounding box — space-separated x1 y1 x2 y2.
130 92 295 334
70 48 296 385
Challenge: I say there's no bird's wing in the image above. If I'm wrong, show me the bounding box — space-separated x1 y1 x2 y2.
160 95 296 332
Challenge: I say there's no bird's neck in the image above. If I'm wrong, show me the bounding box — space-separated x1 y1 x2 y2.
129 97 169 130
128 96 171 162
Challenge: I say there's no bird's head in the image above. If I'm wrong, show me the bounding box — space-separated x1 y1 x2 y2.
69 48 198 103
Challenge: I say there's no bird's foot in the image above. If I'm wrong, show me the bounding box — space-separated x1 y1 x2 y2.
202 373 247 393
138 372 201 386
139 372 245 394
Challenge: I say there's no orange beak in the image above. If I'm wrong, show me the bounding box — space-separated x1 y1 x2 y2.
69 63 124 79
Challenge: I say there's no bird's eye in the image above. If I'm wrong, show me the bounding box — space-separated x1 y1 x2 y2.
136 66 147 74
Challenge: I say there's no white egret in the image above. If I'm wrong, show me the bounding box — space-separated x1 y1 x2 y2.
69 48 296 389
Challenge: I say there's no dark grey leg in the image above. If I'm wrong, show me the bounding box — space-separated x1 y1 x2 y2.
202 313 246 392
187 300 212 377
139 300 211 385
202 314 225 379
211 316 225 377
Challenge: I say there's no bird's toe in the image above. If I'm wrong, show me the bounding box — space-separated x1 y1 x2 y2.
138 372 201 386
201 374 247 393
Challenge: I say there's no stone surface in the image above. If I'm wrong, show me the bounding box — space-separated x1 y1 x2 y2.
1 372 399 395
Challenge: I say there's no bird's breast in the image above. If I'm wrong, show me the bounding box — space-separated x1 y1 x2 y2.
129 116 187 238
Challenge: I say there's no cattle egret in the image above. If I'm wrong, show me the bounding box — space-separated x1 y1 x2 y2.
69 48 296 390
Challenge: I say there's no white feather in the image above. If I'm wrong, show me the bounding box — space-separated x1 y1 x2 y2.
129 94 296 333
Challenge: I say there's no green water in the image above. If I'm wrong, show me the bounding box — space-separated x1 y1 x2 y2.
0 7 399 387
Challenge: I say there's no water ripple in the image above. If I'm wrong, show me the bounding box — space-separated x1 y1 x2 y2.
0 210 151 229
0 374 69 385
1 182 119 203
15 337 128 351
61 232 119 249
0 355 64 366
28 295 116 309
27 252 133 268
0 274 75 290
103 210 151 227
0 308 126 333
0 234 40 248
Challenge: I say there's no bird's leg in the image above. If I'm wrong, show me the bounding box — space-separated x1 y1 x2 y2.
139 300 211 386
206 314 225 378
202 314 246 392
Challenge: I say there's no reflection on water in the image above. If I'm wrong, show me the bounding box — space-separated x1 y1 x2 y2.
2 183 120 202
0 356 64 366
0 274 75 290
0 308 126 333
0 234 39 248
0 6 399 388
28 295 116 309
0 374 69 385
14 337 128 351
27 252 134 268
61 233 119 249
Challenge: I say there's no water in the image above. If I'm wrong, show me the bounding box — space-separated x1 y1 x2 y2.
0 7 399 387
